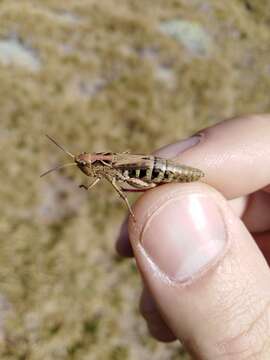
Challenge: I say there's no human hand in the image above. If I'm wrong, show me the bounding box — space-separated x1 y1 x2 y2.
116 115 270 359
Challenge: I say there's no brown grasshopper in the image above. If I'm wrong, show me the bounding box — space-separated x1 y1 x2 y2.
41 135 204 219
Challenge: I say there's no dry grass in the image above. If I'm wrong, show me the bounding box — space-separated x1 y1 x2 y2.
0 0 269 359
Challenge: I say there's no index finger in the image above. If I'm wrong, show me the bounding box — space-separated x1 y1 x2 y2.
157 114 270 199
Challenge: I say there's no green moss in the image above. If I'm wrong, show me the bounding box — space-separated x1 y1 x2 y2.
83 316 100 335
110 345 129 360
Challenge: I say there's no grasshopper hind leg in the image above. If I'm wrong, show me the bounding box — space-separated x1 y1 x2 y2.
104 175 135 220
124 177 156 191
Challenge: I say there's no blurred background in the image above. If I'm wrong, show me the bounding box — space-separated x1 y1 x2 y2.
0 1 270 359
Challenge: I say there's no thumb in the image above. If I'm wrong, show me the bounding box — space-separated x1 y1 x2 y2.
128 183 270 359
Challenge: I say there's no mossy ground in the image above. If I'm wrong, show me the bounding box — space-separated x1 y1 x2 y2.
0 1 269 359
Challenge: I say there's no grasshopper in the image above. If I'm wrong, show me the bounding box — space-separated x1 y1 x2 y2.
41 135 204 219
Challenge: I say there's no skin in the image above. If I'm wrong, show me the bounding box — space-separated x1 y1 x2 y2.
116 115 270 359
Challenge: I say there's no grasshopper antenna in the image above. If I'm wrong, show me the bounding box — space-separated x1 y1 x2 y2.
40 163 77 177
46 134 74 159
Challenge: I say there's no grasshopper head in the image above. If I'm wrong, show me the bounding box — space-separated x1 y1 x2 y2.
75 153 93 176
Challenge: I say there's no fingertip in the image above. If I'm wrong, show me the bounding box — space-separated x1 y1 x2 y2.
147 322 176 343
129 182 229 284
116 217 134 257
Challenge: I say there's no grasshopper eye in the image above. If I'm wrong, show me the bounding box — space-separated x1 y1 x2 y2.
75 158 87 166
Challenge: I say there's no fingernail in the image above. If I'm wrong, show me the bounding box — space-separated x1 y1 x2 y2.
156 135 201 158
140 194 227 282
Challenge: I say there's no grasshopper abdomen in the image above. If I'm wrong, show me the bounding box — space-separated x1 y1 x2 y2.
115 156 204 184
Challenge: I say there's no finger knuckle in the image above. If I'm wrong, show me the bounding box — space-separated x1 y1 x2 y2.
139 297 156 321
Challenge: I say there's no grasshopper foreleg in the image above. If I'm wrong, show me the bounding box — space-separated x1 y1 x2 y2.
79 177 101 190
